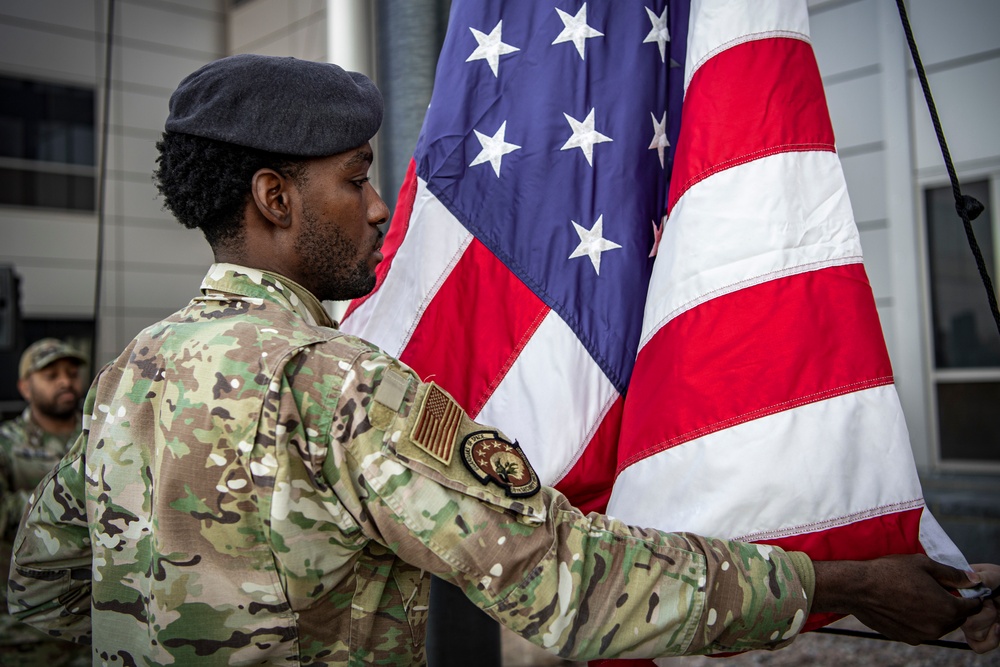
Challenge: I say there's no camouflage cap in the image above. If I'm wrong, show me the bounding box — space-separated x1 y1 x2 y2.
18 338 87 379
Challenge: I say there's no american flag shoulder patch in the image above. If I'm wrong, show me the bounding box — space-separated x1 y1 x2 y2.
411 383 463 465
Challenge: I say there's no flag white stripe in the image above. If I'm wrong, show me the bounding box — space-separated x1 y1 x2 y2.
478 309 618 486
642 151 863 345
607 385 924 539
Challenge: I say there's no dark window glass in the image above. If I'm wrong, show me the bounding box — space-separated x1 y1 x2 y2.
936 382 1000 462
926 181 999 368
0 168 95 211
0 75 95 211
926 180 1000 462
0 77 94 165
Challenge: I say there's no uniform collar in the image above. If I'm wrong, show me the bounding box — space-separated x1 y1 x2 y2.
19 406 39 436
200 263 336 328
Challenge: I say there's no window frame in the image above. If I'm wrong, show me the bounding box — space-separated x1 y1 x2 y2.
920 168 1000 473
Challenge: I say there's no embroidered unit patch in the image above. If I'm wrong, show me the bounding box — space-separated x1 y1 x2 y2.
411 384 463 465
461 430 540 498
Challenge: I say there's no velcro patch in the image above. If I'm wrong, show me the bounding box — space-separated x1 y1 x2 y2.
374 368 410 412
411 384 463 465
461 431 540 498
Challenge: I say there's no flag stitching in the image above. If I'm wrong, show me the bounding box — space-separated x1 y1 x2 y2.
472 305 550 416
617 376 895 472
639 256 865 348
672 143 836 208
399 233 474 356
685 30 811 90
737 498 926 542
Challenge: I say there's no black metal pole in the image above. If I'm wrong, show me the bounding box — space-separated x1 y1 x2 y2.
91 0 115 373
425 577 501 667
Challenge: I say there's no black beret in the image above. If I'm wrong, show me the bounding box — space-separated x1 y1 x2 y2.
165 54 383 157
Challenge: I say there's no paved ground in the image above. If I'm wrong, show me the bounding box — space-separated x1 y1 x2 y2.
500 617 1000 666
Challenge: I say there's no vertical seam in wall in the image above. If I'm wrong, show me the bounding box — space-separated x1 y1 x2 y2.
114 19 125 354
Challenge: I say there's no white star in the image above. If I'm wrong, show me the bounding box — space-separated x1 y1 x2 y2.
552 4 604 60
467 20 520 77
643 6 670 63
569 215 621 275
470 121 521 177
649 215 666 258
560 108 613 166
648 111 669 168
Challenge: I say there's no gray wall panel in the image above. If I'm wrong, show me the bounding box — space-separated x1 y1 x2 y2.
907 0 1000 67
825 72 883 150
840 150 887 224
859 226 891 299
912 57 1000 173
809 0 878 78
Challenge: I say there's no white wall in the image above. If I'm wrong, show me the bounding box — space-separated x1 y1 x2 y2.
0 0 226 367
228 0 327 61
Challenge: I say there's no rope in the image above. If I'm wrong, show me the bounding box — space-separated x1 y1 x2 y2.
895 0 1000 339
815 627 971 651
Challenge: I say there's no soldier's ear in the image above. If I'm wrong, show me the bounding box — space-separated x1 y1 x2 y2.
250 168 294 230
17 377 31 402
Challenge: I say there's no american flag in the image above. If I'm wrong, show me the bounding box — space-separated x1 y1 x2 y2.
343 0 967 652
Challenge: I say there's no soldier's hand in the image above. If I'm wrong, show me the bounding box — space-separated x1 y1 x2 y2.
962 563 1000 653
812 554 983 645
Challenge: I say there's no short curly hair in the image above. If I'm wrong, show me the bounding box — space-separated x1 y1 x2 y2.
153 132 307 250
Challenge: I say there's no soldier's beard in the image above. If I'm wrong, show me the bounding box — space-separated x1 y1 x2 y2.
295 207 380 302
32 389 81 420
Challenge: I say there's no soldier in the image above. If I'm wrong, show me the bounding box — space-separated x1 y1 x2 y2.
1 338 90 665
8 55 997 665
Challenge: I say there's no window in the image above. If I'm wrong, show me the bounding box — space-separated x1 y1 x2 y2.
925 179 1000 463
0 75 95 211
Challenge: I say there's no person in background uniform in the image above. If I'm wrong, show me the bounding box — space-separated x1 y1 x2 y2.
1 338 90 666
7 55 998 666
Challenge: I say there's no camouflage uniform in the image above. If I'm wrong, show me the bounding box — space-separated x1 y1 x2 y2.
1 408 89 665
10 264 816 666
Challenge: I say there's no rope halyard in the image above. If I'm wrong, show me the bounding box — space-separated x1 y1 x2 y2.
814 626 972 651
894 0 1000 339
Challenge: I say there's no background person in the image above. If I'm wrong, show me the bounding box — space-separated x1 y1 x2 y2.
1 337 90 665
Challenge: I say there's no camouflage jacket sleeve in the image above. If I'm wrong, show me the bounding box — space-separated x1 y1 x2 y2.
7 411 92 642
326 348 815 660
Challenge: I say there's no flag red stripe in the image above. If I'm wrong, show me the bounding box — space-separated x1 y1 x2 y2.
553 395 623 515
618 264 893 471
343 158 419 321
399 238 549 417
760 506 924 561
667 37 835 212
